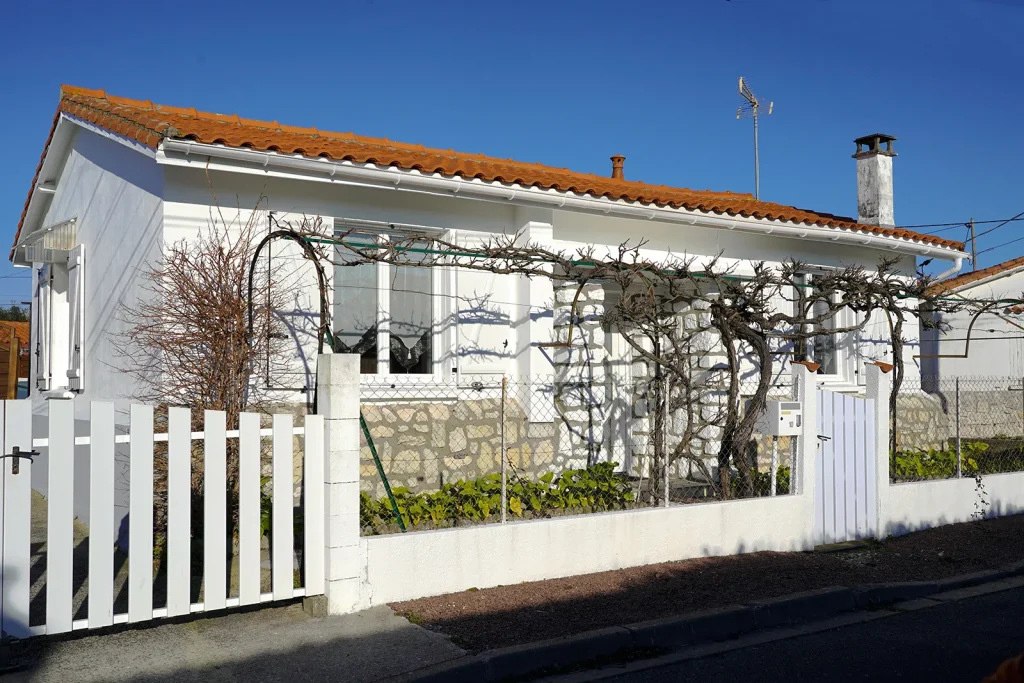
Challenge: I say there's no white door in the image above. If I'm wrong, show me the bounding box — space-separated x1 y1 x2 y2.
814 389 878 545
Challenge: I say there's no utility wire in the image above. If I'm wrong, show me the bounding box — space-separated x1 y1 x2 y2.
902 215 1024 231
976 233 1024 257
968 209 1024 241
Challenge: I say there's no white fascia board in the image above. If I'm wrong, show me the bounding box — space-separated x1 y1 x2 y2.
156 140 969 262
61 113 157 160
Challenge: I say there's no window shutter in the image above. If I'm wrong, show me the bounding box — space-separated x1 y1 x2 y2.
67 245 85 391
35 265 51 391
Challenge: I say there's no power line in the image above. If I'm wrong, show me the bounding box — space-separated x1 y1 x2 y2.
901 215 1024 231
976 233 1024 257
969 209 1024 242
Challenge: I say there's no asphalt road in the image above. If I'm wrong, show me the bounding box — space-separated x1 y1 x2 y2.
596 586 1024 683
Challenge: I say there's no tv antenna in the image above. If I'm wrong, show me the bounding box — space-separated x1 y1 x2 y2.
736 77 773 200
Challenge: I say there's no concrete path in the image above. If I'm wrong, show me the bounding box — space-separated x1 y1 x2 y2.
1 603 466 683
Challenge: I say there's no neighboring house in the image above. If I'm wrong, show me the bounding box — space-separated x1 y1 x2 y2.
10 86 968 510
921 256 1024 378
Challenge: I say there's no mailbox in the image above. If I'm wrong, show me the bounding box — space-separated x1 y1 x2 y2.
764 400 802 436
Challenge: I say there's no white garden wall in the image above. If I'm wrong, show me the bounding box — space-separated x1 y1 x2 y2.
360 494 813 606
885 473 1024 536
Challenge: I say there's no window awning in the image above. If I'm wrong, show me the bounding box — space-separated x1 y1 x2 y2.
19 218 76 264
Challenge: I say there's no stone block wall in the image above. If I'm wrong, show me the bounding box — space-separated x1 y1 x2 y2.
358 395 561 498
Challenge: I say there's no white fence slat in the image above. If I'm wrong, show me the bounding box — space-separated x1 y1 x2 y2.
853 398 868 539
814 391 824 543
0 402 5 633
166 407 191 617
46 399 76 633
87 402 115 628
238 412 260 606
832 394 847 541
303 415 324 596
821 392 836 544
864 399 878 535
203 410 227 611
843 395 857 541
128 404 154 623
3 400 33 639
272 413 294 601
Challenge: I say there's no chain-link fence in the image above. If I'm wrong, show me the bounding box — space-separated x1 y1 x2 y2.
359 374 797 535
893 377 1024 482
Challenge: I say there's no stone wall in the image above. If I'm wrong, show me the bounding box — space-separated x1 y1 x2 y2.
358 396 561 498
894 387 1024 451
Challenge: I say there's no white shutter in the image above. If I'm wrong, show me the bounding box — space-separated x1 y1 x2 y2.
35 265 51 390
67 245 85 391
452 232 512 379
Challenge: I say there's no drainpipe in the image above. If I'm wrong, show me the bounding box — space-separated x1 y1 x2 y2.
933 256 965 282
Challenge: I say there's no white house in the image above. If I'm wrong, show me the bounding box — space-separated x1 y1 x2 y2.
10 86 968 521
921 256 1024 378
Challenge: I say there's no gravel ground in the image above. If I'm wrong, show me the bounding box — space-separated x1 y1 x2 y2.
391 513 1024 652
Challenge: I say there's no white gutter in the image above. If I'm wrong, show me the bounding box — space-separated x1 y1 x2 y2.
158 140 968 261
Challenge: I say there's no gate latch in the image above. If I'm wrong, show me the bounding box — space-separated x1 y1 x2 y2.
1 446 40 475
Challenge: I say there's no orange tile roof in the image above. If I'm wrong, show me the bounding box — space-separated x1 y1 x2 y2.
13 85 966 255
927 255 1024 295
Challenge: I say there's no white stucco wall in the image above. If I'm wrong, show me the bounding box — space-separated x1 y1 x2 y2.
362 493 813 605
921 270 1024 379
25 126 164 530
160 165 923 399
886 473 1024 535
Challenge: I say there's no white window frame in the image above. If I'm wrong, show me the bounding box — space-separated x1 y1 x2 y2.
794 271 857 385
331 221 455 393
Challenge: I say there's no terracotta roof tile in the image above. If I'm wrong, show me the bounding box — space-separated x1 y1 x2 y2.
12 85 966 257
927 255 1024 294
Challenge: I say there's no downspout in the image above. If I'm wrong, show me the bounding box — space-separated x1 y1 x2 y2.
932 256 965 282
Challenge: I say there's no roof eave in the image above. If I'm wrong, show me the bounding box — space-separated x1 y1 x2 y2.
157 139 969 261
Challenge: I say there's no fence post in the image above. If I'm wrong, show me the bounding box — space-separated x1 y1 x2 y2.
865 363 892 539
663 375 671 508
315 353 364 616
955 377 962 478
792 363 818 548
500 376 507 524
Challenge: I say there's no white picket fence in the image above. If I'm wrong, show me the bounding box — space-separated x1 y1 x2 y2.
0 399 324 639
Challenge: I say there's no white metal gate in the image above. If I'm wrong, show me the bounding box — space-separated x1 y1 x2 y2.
1 398 325 639
814 389 877 545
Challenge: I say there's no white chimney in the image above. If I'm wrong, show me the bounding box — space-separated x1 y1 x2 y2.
853 133 896 228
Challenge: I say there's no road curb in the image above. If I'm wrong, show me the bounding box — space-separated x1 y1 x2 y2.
390 560 1024 683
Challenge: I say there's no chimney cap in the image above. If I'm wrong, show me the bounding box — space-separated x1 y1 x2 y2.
853 133 897 158
610 155 625 180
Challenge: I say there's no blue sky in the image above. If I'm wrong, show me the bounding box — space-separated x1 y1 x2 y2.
2 0 1023 304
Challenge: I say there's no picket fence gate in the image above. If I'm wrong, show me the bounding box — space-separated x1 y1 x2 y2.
0 399 325 639
814 388 878 545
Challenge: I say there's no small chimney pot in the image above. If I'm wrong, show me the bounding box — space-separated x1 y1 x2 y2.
610 155 625 180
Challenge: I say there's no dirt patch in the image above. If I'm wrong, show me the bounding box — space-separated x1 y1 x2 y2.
391 513 1024 652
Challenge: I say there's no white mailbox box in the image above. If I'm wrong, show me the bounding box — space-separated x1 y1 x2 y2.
764 400 802 436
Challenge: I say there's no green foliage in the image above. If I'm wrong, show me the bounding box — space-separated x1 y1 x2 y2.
360 462 636 533
891 442 988 481
753 465 791 496
0 305 28 322
260 476 304 541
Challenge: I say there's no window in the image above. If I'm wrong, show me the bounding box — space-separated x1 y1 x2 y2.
332 229 437 376
794 273 843 378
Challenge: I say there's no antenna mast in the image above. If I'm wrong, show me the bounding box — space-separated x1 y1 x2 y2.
737 77 773 200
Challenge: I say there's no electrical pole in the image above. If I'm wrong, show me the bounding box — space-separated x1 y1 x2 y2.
969 218 977 271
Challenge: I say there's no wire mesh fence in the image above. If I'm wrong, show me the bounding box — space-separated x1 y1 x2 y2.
892 376 1024 482
358 374 797 535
